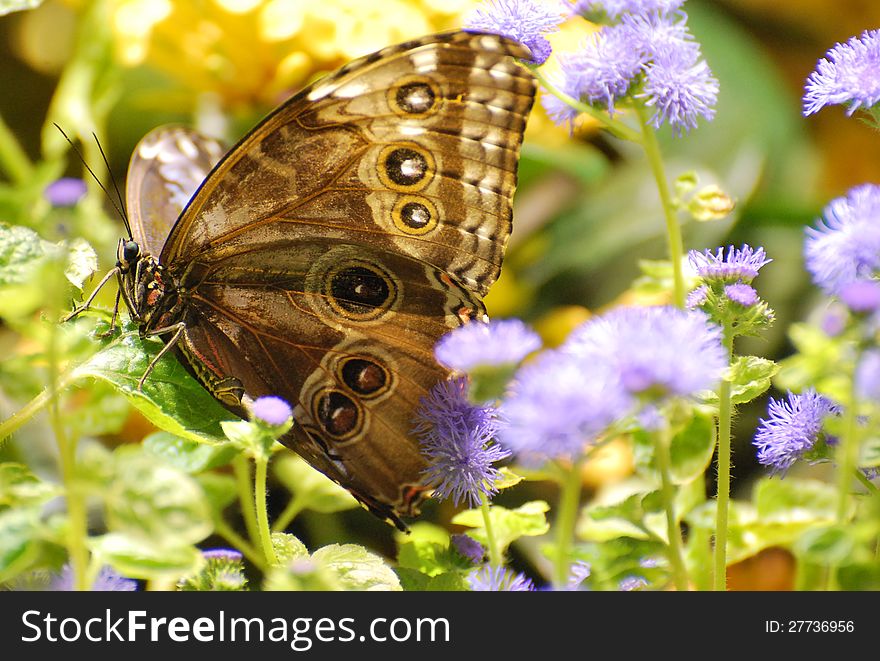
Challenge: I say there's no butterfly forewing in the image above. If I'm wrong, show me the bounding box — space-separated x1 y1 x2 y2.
133 32 536 526
126 126 225 257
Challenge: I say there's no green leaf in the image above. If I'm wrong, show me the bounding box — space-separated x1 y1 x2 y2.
793 525 855 565
105 447 213 547
196 473 238 513
451 501 550 552
754 477 838 523
669 411 716 483
310 544 402 591
271 532 309 564
396 567 468 591
775 323 849 403
70 321 233 444
0 506 41 581
578 488 655 542
90 533 202 580
272 454 358 514
0 463 60 508
727 356 779 405
494 467 524 491
63 238 98 290
143 431 239 473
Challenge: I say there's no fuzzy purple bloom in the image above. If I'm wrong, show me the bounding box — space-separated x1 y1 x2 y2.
252 396 292 426
414 377 509 507
434 319 541 371
49 564 137 591
451 534 485 564
688 244 771 283
44 177 87 207
500 348 629 463
619 575 648 591
465 0 566 65
202 548 244 562
753 389 839 475
685 285 709 309
804 184 880 296
804 29 880 117
565 306 726 401
468 565 535 591
724 283 759 307
566 560 592 589
839 279 880 312
637 40 718 134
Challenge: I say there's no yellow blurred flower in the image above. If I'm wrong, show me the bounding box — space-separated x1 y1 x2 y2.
109 0 469 111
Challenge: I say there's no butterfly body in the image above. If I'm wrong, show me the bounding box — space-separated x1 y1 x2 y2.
87 32 536 529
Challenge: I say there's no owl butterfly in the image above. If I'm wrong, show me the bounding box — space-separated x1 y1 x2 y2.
69 31 536 530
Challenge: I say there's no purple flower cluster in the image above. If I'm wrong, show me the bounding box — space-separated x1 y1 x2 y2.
414 377 509 507
803 29 880 117
543 2 717 134
465 0 567 64
252 396 292 426
573 0 685 20
499 306 724 463
688 245 771 284
753 390 839 475
468 564 535 591
49 564 137 591
804 184 880 298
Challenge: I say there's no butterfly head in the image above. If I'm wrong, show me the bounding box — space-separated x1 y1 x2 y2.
116 238 142 273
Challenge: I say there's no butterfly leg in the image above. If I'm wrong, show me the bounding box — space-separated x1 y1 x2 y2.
96 288 123 338
61 266 120 323
137 321 186 391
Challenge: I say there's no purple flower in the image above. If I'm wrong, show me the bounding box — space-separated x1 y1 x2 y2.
686 285 709 309
468 565 535 591
803 29 880 117
637 40 719 134
565 306 726 401
724 283 759 307
49 564 137 591
202 548 243 562
619 575 648 591
688 245 771 283
465 0 566 65
753 390 839 475
434 319 541 371
451 534 485 564
820 305 848 336
839 280 880 312
252 396 292 426
566 560 592 590
804 184 880 296
541 67 584 130
499 349 629 463
856 350 880 400
44 178 87 207
573 0 685 19
414 377 509 507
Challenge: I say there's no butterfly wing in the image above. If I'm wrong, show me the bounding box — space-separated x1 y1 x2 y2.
126 126 225 257
158 32 536 524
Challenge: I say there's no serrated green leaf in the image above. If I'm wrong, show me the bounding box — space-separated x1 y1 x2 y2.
396 567 468 591
70 321 232 444
272 454 357 514
451 501 550 551
63 238 98 290
0 463 60 508
90 533 202 580
143 431 239 473
707 355 779 405
310 544 401 591
106 447 213 547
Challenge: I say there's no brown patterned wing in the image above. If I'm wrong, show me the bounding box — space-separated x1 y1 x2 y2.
159 32 536 525
126 126 225 257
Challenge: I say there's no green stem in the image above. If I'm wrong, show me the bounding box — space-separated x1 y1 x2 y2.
0 111 34 184
633 103 686 308
272 497 305 533
233 455 261 551
854 468 879 495
527 65 642 143
655 422 690 591
213 517 265 571
554 459 584 588
253 454 278 566
480 496 502 568
837 352 862 523
0 388 52 447
713 329 735 591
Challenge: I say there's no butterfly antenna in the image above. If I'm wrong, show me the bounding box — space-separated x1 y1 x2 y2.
52 123 132 238
92 131 131 237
